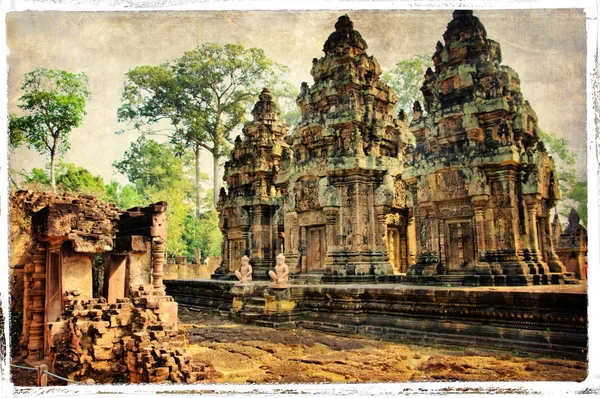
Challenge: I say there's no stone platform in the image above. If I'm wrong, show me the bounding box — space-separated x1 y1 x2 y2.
164 279 587 360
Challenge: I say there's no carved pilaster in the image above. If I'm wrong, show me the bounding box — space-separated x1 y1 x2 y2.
28 244 47 361
152 238 166 295
471 195 489 259
406 211 417 267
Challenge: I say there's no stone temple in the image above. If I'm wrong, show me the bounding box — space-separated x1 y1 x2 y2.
216 88 290 279
217 11 572 287
403 10 566 285
10 10 587 384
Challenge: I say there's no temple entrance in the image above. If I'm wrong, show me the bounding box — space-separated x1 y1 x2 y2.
445 220 475 273
307 227 325 272
230 240 244 272
387 226 409 274
45 251 62 324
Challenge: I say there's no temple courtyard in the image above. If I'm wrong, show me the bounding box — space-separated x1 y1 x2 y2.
10 298 587 386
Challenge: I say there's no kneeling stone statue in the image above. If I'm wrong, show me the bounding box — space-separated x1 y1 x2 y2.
234 255 252 286
269 253 291 288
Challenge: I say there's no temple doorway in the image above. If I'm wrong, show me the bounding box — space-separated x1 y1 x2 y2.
444 220 476 273
387 226 409 274
307 226 325 272
230 240 244 272
45 251 62 324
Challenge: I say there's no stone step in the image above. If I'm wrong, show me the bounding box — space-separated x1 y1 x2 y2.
244 305 264 312
255 320 296 330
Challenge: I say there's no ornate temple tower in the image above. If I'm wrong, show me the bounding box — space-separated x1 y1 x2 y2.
403 10 567 285
276 15 413 281
216 89 290 279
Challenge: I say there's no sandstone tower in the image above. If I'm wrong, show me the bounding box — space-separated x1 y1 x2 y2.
275 15 413 281
403 10 567 285
216 88 290 279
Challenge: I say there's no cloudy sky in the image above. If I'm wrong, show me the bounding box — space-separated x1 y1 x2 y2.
6 6 589 185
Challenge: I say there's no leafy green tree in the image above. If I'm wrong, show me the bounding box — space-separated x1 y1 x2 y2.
16 162 105 196
540 131 587 226
114 136 211 257
55 162 105 196
381 54 433 118
9 68 91 192
117 43 294 211
113 135 197 196
182 211 222 260
102 180 143 210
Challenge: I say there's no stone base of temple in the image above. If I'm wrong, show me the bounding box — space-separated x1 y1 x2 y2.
165 279 587 360
404 252 578 286
401 273 575 287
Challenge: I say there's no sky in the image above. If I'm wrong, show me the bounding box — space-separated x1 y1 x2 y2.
5 7 590 186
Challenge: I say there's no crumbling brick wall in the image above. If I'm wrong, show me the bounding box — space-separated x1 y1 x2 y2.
9 190 220 383
49 285 219 383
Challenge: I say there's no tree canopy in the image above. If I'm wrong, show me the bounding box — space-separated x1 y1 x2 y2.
117 43 296 211
540 131 587 226
114 136 220 258
16 161 105 196
9 68 91 192
381 54 433 119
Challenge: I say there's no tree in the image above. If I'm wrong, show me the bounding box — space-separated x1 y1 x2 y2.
182 211 222 260
114 136 211 257
16 161 105 196
540 131 587 226
117 43 294 211
101 180 143 210
9 68 91 192
381 54 433 118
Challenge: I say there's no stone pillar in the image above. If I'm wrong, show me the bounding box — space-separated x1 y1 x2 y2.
406 210 417 266
544 215 566 273
526 202 540 254
373 205 389 254
471 195 489 258
299 226 307 273
472 195 491 274
28 244 47 360
373 204 393 276
242 230 250 258
323 206 339 267
152 238 166 295
105 255 127 303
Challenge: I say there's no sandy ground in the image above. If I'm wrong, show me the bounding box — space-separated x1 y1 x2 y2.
179 308 587 384
10 307 587 387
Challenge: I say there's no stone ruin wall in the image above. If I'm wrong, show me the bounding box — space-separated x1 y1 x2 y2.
9 190 218 383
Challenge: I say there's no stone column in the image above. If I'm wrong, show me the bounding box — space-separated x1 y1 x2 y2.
299 226 307 273
471 195 489 259
406 210 417 267
323 206 339 267
28 244 47 360
152 238 166 295
373 204 393 276
526 204 540 255
373 205 389 254
543 214 566 273
242 230 250 258
472 195 491 274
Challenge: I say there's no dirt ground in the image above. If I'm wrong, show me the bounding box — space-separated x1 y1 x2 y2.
179 308 587 384
10 307 587 387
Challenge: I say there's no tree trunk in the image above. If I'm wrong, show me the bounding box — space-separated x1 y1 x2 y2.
195 143 201 217
213 150 220 209
50 150 57 193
